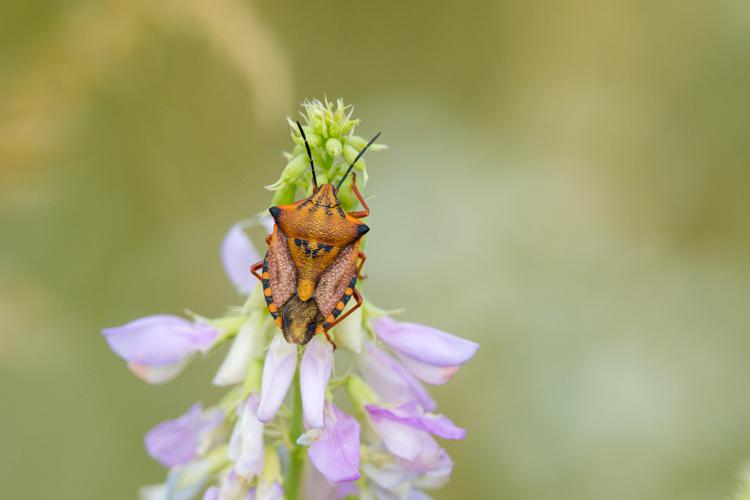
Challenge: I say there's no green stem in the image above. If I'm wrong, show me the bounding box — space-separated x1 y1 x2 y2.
285 368 305 500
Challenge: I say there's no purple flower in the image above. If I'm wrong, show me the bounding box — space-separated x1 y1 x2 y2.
307 402 361 483
374 317 478 366
393 353 460 385
362 450 453 498
102 315 218 383
145 403 224 467
366 402 465 440
358 341 436 411
367 412 449 473
305 462 358 500
229 395 264 479
300 335 334 428
257 334 298 422
221 223 261 295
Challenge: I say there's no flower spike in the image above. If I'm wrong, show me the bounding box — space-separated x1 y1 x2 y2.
101 98 476 500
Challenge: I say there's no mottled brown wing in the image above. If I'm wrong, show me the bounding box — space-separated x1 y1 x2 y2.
266 226 297 311
315 240 359 328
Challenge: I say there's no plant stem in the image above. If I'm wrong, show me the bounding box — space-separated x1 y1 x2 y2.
285 369 305 500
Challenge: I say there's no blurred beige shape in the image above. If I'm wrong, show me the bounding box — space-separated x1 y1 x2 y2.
0 0 292 175
156 0 293 125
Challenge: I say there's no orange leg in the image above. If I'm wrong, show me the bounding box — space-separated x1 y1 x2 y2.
250 261 264 281
323 330 337 350
357 251 367 279
348 173 370 219
323 289 363 332
265 234 272 244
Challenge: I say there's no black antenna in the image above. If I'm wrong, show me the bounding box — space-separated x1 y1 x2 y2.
296 121 318 190
336 131 382 191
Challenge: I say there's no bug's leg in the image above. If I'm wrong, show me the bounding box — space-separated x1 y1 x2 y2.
347 173 370 219
357 251 367 279
322 328 337 350
250 261 264 281
324 288 363 331
265 234 272 244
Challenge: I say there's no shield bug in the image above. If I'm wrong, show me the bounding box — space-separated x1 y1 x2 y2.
251 122 381 347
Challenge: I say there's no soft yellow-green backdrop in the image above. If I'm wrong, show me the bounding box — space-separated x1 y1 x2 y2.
2 1 750 499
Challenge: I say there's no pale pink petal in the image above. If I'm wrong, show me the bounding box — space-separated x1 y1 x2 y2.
395 352 460 385
257 335 298 422
300 336 333 428
128 359 189 384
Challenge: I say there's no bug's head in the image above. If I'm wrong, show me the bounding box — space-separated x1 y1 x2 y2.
311 183 339 208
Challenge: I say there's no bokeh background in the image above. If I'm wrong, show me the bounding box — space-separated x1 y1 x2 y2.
2 1 750 499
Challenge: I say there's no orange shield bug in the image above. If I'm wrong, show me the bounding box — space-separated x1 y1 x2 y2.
251 122 381 347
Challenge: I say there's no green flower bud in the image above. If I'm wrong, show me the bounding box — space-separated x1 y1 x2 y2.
342 144 367 173
336 174 358 212
266 154 309 191
292 129 322 149
344 135 368 150
346 374 378 410
325 138 343 158
242 357 263 394
271 182 297 205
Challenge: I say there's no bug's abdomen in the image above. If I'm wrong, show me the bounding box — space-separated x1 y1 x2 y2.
280 295 324 345
288 238 341 301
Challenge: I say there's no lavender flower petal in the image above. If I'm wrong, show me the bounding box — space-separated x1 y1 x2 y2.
308 403 361 483
221 223 261 295
413 449 453 489
202 487 219 500
145 403 224 467
300 335 334 428
359 341 436 411
128 359 189 384
306 463 358 500
229 395 264 479
394 352 459 385
374 317 478 367
102 315 218 365
369 417 441 465
366 402 465 440
257 334 298 422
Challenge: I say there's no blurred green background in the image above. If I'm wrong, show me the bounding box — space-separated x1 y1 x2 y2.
2 1 750 499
